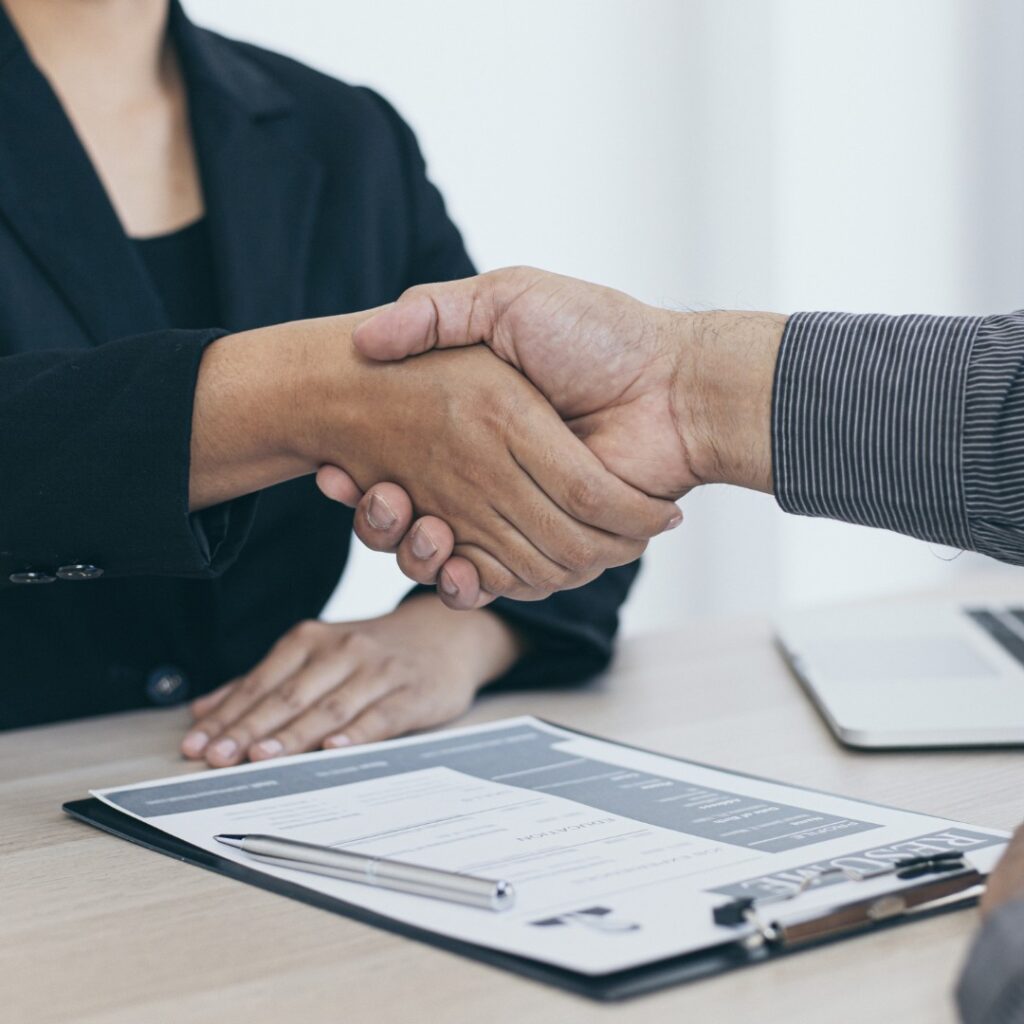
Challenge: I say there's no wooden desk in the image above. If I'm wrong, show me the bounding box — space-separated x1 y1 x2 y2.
3 600 1021 1024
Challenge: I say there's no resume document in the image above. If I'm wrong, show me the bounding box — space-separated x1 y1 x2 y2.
94 718 1008 975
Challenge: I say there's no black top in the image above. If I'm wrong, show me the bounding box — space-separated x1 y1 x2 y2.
0 1 637 730
133 218 220 329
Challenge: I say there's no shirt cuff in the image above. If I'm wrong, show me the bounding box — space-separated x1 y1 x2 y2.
189 494 259 574
772 310 982 550
959 313 1024 565
0 327 260 586
956 899 1024 1024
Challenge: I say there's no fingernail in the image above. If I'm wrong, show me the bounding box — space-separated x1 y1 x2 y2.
209 738 237 762
182 731 209 757
411 526 437 560
367 493 397 530
666 512 683 531
440 571 459 596
252 738 284 760
324 734 351 748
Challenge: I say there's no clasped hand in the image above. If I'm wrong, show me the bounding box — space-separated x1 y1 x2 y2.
315 340 675 602
320 267 697 608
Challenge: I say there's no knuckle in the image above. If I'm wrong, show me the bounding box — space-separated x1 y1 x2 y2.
478 562 517 597
363 706 395 737
321 694 353 721
377 653 400 677
395 658 420 686
274 682 307 715
292 619 324 642
486 576 546 602
499 264 534 284
538 568 573 594
517 556 569 593
566 475 601 519
399 282 429 303
237 674 267 701
342 630 379 659
271 630 297 654
561 539 597 575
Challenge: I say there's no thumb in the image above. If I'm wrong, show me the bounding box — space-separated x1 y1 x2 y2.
353 276 498 362
315 464 363 507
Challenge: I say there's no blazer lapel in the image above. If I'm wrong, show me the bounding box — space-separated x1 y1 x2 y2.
0 2 324 344
0 10 167 344
172 6 324 331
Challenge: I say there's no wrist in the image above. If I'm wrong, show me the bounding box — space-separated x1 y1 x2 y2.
190 312 373 510
190 322 318 509
666 310 787 492
256 313 366 472
395 594 524 687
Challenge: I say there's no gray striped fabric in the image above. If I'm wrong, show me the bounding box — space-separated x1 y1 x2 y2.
773 309 1024 1024
773 309 1024 565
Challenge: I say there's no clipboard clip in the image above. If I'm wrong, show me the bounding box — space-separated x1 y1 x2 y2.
712 851 985 948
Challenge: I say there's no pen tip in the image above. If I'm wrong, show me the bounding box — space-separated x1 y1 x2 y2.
214 834 245 848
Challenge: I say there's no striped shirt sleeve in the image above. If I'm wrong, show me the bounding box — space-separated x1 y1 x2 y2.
772 309 1024 565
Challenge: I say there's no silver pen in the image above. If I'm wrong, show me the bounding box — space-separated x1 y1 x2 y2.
214 833 515 912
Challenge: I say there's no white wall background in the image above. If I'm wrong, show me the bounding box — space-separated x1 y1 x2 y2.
184 0 1024 635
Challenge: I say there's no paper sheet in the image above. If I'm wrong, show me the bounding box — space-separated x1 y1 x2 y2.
93 717 1008 975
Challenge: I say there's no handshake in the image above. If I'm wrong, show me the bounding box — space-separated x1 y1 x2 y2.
307 267 787 609
192 266 785 608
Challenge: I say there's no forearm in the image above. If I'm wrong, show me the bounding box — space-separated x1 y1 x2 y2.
668 310 786 493
672 306 1024 564
190 314 367 511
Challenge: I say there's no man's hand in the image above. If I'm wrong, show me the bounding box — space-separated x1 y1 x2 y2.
356 267 696 499
193 312 678 605
320 267 784 607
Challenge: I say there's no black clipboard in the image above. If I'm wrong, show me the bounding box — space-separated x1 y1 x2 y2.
62 723 990 1002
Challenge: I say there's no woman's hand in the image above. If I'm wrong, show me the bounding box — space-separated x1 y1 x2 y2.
180 595 523 768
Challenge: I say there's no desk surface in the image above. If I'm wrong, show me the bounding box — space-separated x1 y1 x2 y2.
4 587 1022 1024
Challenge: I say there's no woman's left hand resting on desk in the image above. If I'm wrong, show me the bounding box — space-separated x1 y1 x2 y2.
181 595 522 768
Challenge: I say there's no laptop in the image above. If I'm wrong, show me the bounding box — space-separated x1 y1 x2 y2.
774 599 1024 748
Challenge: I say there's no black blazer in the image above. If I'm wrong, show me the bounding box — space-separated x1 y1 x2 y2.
0 2 638 730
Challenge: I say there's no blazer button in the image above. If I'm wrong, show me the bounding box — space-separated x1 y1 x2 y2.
9 571 57 584
56 564 104 581
146 666 190 706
